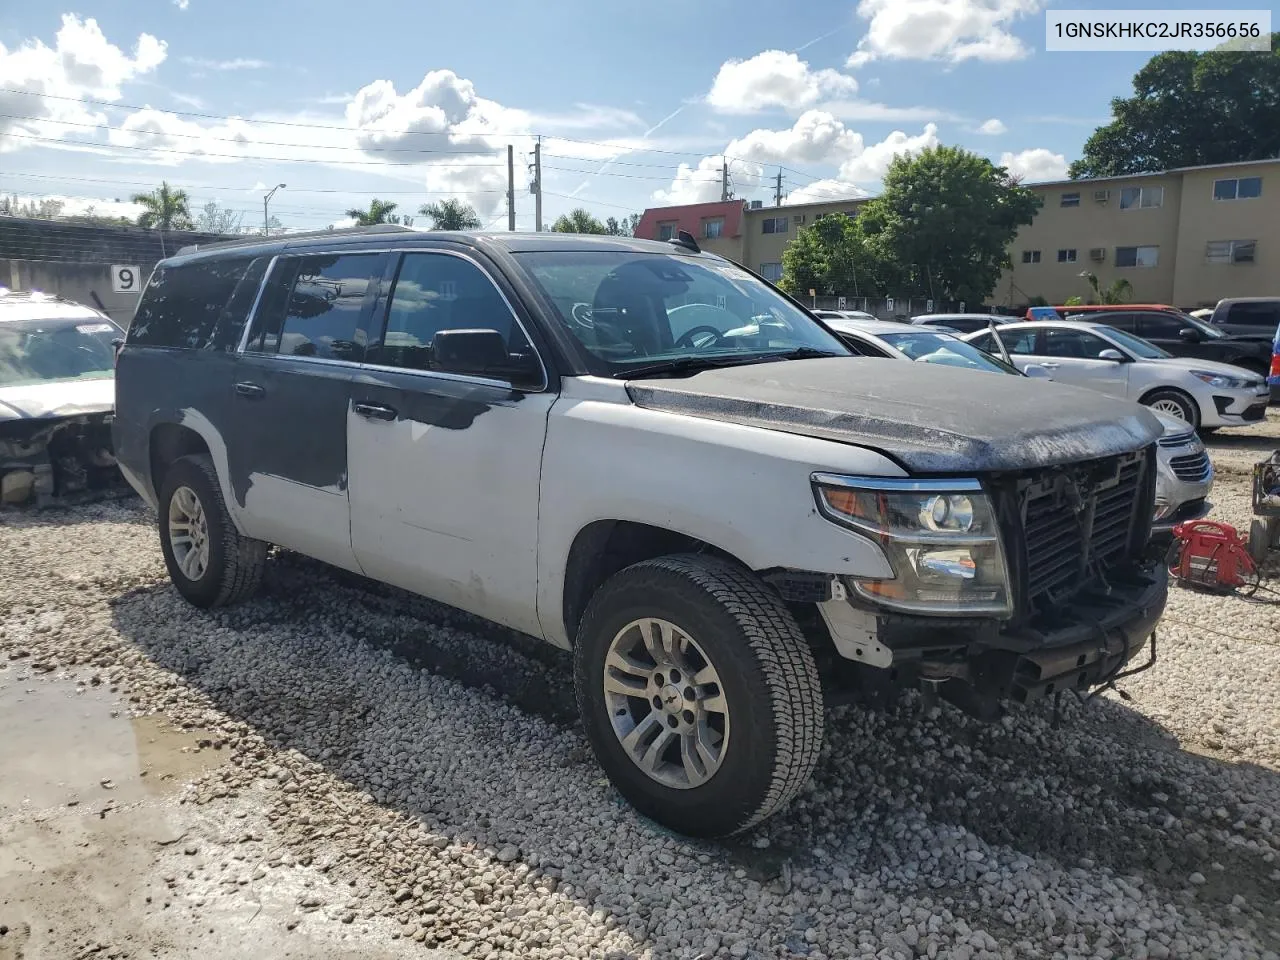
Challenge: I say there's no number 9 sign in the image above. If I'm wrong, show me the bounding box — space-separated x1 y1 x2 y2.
111 264 142 293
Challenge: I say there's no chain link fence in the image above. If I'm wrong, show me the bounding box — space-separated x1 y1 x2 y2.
806 295 1021 320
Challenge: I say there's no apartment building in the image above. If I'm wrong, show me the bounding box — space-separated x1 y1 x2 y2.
635 158 1279 308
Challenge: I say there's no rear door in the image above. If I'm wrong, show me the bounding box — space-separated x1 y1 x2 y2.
1135 312 1213 361
232 250 386 571
1035 326 1130 397
346 249 555 637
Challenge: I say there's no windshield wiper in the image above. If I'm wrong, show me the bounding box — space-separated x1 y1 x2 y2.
618 354 763 379
756 346 846 361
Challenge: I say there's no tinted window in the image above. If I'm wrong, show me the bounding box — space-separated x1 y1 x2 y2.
1042 328 1114 358
129 257 254 348
1137 313 1184 338
0 316 123 387
368 252 533 373
970 328 1038 355
248 254 380 359
209 256 269 351
1225 302 1280 328
1084 312 1137 333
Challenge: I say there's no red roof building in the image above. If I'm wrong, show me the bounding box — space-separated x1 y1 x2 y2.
634 201 744 246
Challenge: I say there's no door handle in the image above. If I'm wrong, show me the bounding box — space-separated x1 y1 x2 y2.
353 401 398 422
234 381 265 399
1039 362 1060 369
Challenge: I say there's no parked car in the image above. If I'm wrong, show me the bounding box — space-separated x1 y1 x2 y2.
910 313 1018 334
963 320 1270 430
0 290 125 506
823 318 1212 536
114 226 1170 837
1062 308 1273 378
1206 297 1280 341
811 308 879 322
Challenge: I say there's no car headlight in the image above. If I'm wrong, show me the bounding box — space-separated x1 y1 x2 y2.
1190 370 1250 389
812 474 1012 616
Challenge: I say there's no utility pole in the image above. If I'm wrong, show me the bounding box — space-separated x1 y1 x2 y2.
506 145 516 231
774 169 783 207
533 138 543 232
721 158 730 202
263 182 285 236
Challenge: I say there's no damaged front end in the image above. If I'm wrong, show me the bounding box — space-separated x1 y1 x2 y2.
1 412 128 508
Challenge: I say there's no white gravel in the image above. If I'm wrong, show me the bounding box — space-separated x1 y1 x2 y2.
2 412 1279 959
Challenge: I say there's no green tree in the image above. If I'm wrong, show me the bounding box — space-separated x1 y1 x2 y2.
780 213 880 298
551 207 608 234
130 181 193 231
345 198 400 226
418 198 482 230
0 195 65 219
1080 271 1133 305
1070 35 1280 178
858 146 1042 304
194 200 243 234
605 213 642 236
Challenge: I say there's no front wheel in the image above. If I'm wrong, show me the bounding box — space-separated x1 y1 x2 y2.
573 555 824 837
1142 388 1201 430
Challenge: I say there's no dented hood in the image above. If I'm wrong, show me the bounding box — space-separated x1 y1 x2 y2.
626 358 1163 473
0 377 115 423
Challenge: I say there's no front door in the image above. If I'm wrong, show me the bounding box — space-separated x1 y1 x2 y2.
1032 326 1131 397
347 250 555 636
231 251 386 571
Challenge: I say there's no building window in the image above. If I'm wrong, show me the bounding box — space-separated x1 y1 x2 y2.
1057 248 1078 263
761 216 788 234
1021 250 1041 264
1116 245 1159 268
703 218 724 239
843 210 858 219
656 221 676 241
759 262 783 282
1060 192 1080 208
1119 185 1163 210
1213 176 1262 201
1206 239 1257 264
792 215 806 225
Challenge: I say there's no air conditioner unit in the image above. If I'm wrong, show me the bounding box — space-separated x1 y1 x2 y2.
1093 189 1111 203
1089 247 1106 261
749 200 763 209
793 215 805 225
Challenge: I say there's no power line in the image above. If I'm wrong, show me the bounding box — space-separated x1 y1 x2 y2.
0 171 506 195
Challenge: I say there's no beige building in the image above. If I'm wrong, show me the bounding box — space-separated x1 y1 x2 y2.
636 158 1280 309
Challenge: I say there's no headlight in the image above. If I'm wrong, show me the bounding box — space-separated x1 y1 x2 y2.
1190 370 1250 389
812 475 1012 616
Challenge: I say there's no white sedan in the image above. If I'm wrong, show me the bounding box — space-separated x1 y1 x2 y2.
962 320 1271 430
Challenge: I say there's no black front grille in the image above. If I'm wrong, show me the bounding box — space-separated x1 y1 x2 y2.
1014 449 1150 612
1170 451 1211 482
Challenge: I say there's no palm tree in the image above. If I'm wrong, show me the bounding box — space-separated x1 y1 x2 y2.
130 181 193 232
1079 271 1133 305
345 199 399 226
550 208 607 234
418 198 482 231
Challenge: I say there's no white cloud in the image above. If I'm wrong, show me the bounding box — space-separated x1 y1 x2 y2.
820 99 961 123
726 110 861 166
1000 147 1068 181
651 156 732 206
786 179 871 204
706 50 858 114
107 107 255 165
837 123 940 181
847 0 1043 67
0 14 166 145
978 117 1007 135
181 57 268 71
173 0 190 9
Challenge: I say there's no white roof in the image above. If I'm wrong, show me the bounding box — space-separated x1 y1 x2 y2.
824 317 937 337
0 295 109 324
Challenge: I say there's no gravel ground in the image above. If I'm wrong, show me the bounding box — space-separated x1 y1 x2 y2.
2 412 1279 960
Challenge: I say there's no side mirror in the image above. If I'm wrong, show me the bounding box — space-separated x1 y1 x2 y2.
1178 327 1201 343
432 328 538 383
1098 348 1126 362
1023 363 1053 379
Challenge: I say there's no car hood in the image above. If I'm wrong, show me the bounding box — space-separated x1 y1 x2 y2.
626 358 1163 473
1144 355 1268 382
0 377 115 422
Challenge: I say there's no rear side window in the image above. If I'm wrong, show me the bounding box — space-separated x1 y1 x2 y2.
208 257 269 351
128 257 255 349
1226 302 1280 328
246 253 382 360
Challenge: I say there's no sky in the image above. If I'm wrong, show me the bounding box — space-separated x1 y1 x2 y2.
0 0 1266 232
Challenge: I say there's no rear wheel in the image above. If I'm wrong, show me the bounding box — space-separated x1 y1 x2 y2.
158 454 267 608
1142 388 1200 430
574 554 824 837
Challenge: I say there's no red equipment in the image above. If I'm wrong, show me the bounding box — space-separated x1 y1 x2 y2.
1168 520 1260 594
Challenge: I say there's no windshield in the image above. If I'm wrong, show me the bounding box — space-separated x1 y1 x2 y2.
0 316 122 388
879 330 1022 375
1096 325 1172 359
513 251 849 376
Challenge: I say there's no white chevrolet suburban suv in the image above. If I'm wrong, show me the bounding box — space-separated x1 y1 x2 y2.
114 226 1169 837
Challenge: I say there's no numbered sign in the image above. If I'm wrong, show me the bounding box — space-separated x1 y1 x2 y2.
959 301 966 313
836 296 846 309
111 264 142 293
886 298 895 312
926 299 934 312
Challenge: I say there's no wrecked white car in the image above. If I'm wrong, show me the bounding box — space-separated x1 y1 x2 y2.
0 293 126 507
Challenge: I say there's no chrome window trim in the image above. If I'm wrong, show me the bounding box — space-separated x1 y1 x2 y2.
235 246 550 393
235 254 279 354
811 473 983 493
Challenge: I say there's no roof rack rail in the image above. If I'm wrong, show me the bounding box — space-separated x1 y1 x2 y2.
669 229 701 254
174 223 417 257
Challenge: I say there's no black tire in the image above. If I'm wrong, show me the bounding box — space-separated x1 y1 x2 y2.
1141 388 1200 430
157 454 267 608
573 554 823 837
